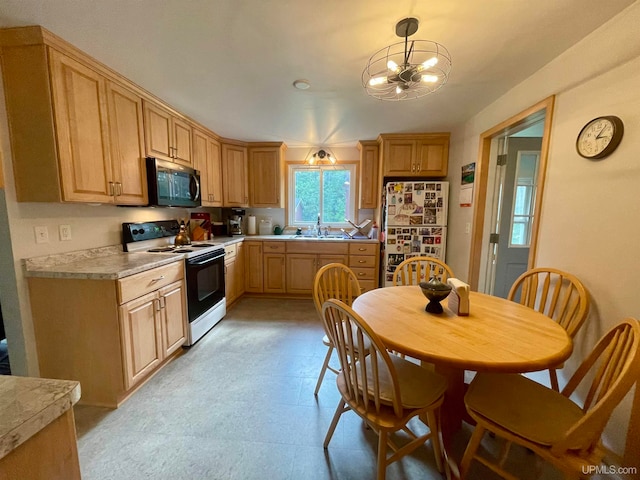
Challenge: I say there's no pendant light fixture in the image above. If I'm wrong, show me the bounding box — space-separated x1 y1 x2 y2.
362 17 452 101
307 149 336 165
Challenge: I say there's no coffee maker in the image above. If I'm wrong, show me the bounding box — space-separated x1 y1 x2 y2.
228 208 245 235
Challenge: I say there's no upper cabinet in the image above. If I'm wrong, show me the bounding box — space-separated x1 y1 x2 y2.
193 128 223 207
0 27 147 204
379 133 450 178
221 141 249 207
357 141 379 209
248 142 287 208
143 100 193 167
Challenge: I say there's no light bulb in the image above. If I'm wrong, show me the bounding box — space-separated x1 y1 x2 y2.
395 85 402 94
421 74 438 83
369 76 387 86
329 155 336 164
422 57 438 69
387 60 399 72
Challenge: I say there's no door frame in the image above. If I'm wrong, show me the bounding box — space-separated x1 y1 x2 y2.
467 96 555 290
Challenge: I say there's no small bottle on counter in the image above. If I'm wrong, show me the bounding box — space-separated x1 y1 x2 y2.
369 221 379 240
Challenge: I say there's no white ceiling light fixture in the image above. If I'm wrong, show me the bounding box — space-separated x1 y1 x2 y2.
293 79 311 90
307 149 336 165
362 17 452 101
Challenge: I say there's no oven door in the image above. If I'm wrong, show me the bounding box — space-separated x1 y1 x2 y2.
185 249 225 322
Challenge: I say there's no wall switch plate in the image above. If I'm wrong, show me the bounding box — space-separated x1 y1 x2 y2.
59 224 72 241
34 226 49 244
465 222 471 234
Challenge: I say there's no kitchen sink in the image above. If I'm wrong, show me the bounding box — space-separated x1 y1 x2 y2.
288 234 348 240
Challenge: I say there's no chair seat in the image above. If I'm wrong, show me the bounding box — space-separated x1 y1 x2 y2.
361 354 447 409
465 373 585 448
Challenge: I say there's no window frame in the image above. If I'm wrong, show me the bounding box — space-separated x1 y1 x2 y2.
508 150 540 248
287 163 357 228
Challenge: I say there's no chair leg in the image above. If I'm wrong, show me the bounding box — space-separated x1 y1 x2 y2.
377 429 388 480
425 409 444 473
460 424 485 479
324 400 345 448
549 368 560 392
314 345 334 396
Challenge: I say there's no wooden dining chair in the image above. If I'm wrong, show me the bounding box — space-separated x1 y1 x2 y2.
392 256 454 286
508 267 590 390
460 318 640 480
312 263 363 396
322 299 448 480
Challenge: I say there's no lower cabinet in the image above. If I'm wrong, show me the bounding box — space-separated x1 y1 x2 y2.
28 261 187 407
285 242 349 294
224 242 245 305
119 279 186 390
264 253 286 293
244 241 264 292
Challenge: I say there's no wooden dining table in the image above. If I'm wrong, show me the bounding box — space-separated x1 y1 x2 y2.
351 285 573 441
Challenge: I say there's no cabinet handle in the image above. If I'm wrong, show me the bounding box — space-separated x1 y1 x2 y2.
358 272 366 276
358 248 366 251
417 164 421 172
358 260 366 263
108 181 114 196
117 182 123 196
151 275 165 283
159 296 166 309
154 299 161 311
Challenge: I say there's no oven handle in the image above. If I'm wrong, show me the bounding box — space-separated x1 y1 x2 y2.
187 250 225 265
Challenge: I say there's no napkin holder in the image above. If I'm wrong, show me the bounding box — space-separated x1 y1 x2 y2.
447 278 470 316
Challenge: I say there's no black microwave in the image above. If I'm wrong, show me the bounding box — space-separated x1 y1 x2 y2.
146 157 201 207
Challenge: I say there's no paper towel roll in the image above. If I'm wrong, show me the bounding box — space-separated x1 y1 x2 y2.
247 215 256 235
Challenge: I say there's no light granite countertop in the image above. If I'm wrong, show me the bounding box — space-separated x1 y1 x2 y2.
0 375 80 460
22 235 378 280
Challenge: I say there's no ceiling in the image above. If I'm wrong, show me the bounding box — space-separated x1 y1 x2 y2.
0 1 634 147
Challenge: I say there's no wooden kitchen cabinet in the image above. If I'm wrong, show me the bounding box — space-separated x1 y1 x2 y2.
222 141 249 206
143 99 193 166
28 261 187 407
263 242 286 293
357 140 379 209
224 243 245 305
244 241 264 292
248 142 287 207
0 27 147 204
285 242 349 294
348 242 380 292
379 133 450 177
193 128 223 207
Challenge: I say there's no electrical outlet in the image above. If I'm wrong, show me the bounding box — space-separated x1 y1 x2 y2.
465 223 471 234
59 224 72 241
34 226 49 244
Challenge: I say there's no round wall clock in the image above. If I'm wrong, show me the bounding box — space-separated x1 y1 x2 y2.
576 115 624 160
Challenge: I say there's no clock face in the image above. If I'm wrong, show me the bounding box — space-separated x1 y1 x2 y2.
576 116 624 159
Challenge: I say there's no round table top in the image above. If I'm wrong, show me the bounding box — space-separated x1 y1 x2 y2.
352 286 573 373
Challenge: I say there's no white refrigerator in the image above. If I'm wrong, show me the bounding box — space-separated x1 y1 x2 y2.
382 181 449 286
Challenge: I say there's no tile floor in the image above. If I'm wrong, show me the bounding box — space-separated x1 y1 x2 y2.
75 297 570 480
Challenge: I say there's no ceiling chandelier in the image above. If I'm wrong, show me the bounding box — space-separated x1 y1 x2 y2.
307 149 336 165
362 17 452 101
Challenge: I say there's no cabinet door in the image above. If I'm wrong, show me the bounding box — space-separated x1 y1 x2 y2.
286 254 317 294
208 137 223 206
222 143 249 206
119 291 163 390
383 139 416 176
235 242 245 298
193 129 211 204
264 253 286 293
143 100 173 161
358 142 379 209
173 117 193 166
49 50 114 203
416 138 449 177
159 280 187 357
244 242 264 292
318 254 348 269
225 258 237 304
249 147 282 207
106 81 147 205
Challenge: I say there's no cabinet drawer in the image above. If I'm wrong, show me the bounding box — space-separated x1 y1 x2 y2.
349 243 377 255
286 241 349 255
263 241 285 253
349 255 376 268
352 267 375 280
359 280 377 293
224 243 237 259
118 261 183 304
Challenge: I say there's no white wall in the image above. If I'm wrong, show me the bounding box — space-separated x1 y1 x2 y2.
446 2 640 458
